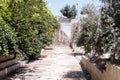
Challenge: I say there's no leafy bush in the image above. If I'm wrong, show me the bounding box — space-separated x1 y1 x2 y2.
0 0 59 60
0 19 19 56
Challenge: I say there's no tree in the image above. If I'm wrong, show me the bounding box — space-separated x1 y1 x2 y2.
75 1 120 62
60 5 77 20
99 0 120 61
0 0 59 60
76 4 101 55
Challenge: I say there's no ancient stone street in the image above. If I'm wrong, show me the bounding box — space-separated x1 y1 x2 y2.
4 47 85 80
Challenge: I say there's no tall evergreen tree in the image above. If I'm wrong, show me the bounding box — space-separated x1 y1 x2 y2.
60 5 77 20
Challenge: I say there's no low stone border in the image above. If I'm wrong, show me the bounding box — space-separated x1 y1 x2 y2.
0 57 20 77
81 57 120 80
0 63 20 77
0 59 17 70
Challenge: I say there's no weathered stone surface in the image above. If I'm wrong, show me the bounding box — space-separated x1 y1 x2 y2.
4 47 86 80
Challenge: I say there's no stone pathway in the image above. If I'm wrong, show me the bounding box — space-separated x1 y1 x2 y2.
3 47 86 80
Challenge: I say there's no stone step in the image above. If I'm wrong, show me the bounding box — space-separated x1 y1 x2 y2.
0 61 20 77
0 59 17 70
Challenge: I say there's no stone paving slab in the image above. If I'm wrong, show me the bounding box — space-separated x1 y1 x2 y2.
3 47 86 80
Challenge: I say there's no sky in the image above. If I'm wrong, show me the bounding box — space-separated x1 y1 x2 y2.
46 0 102 38
46 0 101 16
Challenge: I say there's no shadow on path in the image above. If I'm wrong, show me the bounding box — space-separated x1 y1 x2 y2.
1 66 30 80
63 71 85 80
26 55 47 63
44 48 53 50
71 53 83 57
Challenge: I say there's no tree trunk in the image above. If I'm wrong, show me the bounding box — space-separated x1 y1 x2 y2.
110 53 115 62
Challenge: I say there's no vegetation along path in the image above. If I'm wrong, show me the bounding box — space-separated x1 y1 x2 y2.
4 47 86 80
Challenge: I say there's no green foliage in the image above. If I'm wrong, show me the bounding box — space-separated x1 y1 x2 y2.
0 22 18 56
60 5 77 19
0 0 19 56
76 4 101 54
75 2 120 61
80 4 96 15
0 0 59 59
100 0 120 60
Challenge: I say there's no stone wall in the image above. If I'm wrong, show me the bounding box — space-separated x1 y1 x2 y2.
81 57 120 80
0 55 20 77
70 19 80 50
53 29 70 46
71 19 79 40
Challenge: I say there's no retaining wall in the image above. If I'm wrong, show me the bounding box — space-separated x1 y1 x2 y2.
81 57 120 80
0 55 20 77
